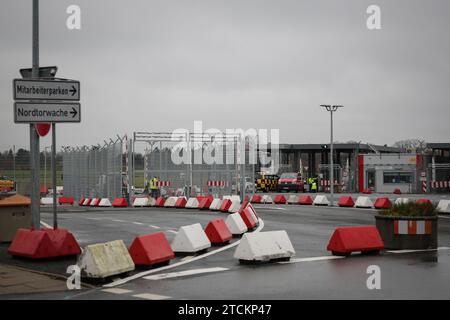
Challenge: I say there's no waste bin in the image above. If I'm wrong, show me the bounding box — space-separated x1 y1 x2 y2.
0 194 32 242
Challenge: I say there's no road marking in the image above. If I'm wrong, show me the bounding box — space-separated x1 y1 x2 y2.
278 256 345 264
103 218 265 288
85 217 102 221
40 220 52 228
386 247 450 254
149 225 161 229
166 230 177 234
144 267 229 280
132 293 171 300
102 288 134 295
180 256 194 261
111 219 126 223
132 222 144 225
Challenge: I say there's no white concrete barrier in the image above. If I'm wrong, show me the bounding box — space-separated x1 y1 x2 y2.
437 200 450 213
90 198 98 206
133 197 151 207
98 198 112 207
171 223 211 253
225 213 248 235
355 196 374 208
228 200 241 213
287 195 299 204
245 204 259 222
164 196 178 207
230 195 241 203
234 231 295 262
395 198 411 205
147 197 156 207
209 199 222 211
185 197 200 209
313 195 330 206
40 197 55 205
262 195 273 204
77 240 135 278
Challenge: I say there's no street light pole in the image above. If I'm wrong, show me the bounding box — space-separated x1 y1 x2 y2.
320 105 343 207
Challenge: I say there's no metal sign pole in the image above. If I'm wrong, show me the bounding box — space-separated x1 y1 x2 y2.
52 123 57 229
30 0 40 230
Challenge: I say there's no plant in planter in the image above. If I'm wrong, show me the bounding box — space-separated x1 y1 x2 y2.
375 202 439 250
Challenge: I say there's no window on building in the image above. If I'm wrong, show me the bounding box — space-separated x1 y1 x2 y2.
383 172 413 184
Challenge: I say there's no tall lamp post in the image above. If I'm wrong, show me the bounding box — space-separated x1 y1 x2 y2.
320 105 343 206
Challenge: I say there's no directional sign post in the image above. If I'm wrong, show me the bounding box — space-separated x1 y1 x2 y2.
13 78 80 101
14 102 81 123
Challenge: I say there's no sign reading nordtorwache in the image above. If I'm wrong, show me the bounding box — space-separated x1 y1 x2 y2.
14 102 81 123
13 78 80 101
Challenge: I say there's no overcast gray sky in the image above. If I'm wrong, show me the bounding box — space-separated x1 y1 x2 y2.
1 0 449 150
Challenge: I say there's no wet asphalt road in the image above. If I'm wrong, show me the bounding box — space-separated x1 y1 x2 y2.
1 196 450 300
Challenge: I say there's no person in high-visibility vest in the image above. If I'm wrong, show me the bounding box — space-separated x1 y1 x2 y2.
150 176 158 198
311 181 317 193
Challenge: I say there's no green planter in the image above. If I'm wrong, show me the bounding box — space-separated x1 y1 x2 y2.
375 215 438 250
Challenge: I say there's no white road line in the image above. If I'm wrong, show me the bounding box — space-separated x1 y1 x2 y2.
103 218 265 288
386 247 450 254
180 256 194 261
132 222 144 225
85 217 102 221
279 256 345 264
149 225 161 229
102 288 134 295
132 293 171 300
111 219 126 223
40 220 52 229
143 267 229 280
166 230 177 234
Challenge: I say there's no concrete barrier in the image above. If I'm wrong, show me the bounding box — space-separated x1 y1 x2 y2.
133 197 151 207
395 198 411 205
234 231 295 263
155 197 166 207
374 197 392 209
338 196 355 207
78 198 85 206
240 207 258 230
83 199 92 206
416 198 432 205
220 199 233 212
250 194 263 204
89 198 98 206
77 240 135 278
205 219 232 244
98 198 112 207
355 196 373 208
175 197 188 208
185 197 200 209
225 213 248 236
164 196 178 208
171 223 211 254
209 199 222 211
327 226 384 256
58 197 74 205
92 198 102 206
298 195 314 205
274 195 287 204
199 197 213 210
228 200 241 213
437 200 450 213
262 195 273 204
128 232 175 266
112 198 128 207
313 195 330 206
287 195 299 204
40 197 55 206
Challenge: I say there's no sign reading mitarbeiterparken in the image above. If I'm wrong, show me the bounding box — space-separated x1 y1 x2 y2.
13 78 80 101
14 102 81 123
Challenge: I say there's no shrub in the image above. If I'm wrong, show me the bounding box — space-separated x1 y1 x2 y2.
380 201 438 217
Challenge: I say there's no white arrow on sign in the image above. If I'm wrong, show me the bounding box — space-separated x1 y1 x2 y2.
14 102 81 123
13 78 80 101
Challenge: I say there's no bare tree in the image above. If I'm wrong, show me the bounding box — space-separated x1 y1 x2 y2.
392 139 427 153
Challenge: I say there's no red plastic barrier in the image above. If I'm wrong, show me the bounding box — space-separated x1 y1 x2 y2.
327 226 384 255
362 188 372 194
393 188 402 194
155 197 166 207
175 197 187 208
199 197 213 210
298 195 313 205
205 219 232 244
239 207 258 230
250 194 263 204
374 197 392 209
128 232 175 266
8 228 81 259
416 198 432 205
219 199 232 212
274 195 287 204
78 197 85 206
112 198 128 207
338 196 355 207
238 198 250 214
58 197 74 205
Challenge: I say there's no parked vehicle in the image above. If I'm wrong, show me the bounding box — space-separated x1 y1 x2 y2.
255 174 279 192
277 172 304 192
